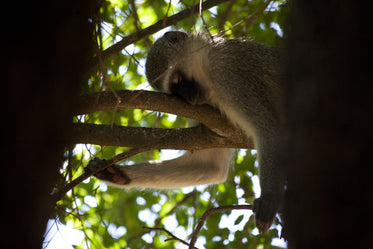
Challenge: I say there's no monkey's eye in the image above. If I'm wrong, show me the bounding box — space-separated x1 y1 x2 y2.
164 31 188 43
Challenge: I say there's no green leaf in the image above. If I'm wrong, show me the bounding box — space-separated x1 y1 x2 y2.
234 214 244 225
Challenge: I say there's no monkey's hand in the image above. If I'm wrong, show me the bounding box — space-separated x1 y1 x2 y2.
253 195 280 233
85 158 131 185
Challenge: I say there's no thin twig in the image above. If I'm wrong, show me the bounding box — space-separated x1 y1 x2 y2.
129 0 141 31
126 191 197 246
95 10 122 127
144 227 198 249
188 204 252 249
237 214 255 249
162 0 173 27
199 0 214 41
217 0 237 30
215 0 273 38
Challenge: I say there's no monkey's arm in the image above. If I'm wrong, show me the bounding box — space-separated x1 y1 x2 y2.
94 148 233 188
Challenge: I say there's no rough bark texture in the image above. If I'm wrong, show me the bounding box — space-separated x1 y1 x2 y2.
73 90 253 149
75 90 237 136
284 1 372 248
1 1 93 248
71 123 253 150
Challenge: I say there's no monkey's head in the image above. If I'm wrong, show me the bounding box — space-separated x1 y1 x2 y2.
145 31 211 105
145 31 189 92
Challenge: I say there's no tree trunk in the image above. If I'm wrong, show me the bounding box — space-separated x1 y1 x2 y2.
284 1 372 248
1 1 93 248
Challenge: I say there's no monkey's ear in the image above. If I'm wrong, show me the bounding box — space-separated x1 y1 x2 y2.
164 31 188 43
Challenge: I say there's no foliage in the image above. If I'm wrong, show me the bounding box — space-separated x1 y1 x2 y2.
49 0 289 248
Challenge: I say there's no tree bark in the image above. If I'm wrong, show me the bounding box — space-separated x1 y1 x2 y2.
284 1 372 248
75 90 237 136
71 123 252 150
1 1 93 248
72 90 254 149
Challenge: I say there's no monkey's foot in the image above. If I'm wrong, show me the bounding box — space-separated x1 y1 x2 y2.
94 166 131 185
86 158 131 185
253 196 279 233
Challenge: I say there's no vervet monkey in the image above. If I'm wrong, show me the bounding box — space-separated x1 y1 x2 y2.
94 31 286 233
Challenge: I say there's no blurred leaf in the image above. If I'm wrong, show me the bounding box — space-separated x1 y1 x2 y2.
234 214 244 226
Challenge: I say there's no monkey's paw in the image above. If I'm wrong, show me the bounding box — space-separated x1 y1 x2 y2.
253 196 279 233
94 166 131 185
86 158 131 185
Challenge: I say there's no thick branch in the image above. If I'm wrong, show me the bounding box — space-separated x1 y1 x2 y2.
71 123 253 150
75 90 241 137
87 0 230 71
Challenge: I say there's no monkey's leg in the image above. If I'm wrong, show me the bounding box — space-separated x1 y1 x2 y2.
94 148 233 188
253 135 285 233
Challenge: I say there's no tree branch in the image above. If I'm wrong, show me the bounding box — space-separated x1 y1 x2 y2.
144 227 198 249
70 123 252 150
188 205 253 249
73 90 254 148
127 191 197 246
75 90 237 136
86 0 231 71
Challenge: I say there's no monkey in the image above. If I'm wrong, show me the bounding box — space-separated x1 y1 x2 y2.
93 31 286 233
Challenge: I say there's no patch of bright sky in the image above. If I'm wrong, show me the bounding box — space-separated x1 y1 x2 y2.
209 6 218 15
118 65 127 76
84 195 97 207
108 224 127 239
194 236 207 249
141 232 153 244
159 149 184 160
219 209 252 232
136 196 146 205
270 22 283 37
163 213 178 231
266 0 285 12
101 21 121 47
73 144 94 160
174 225 188 243
259 21 283 38
44 220 85 249
137 58 146 77
151 203 162 213
138 208 157 227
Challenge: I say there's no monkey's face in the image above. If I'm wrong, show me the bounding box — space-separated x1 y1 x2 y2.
145 31 189 92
